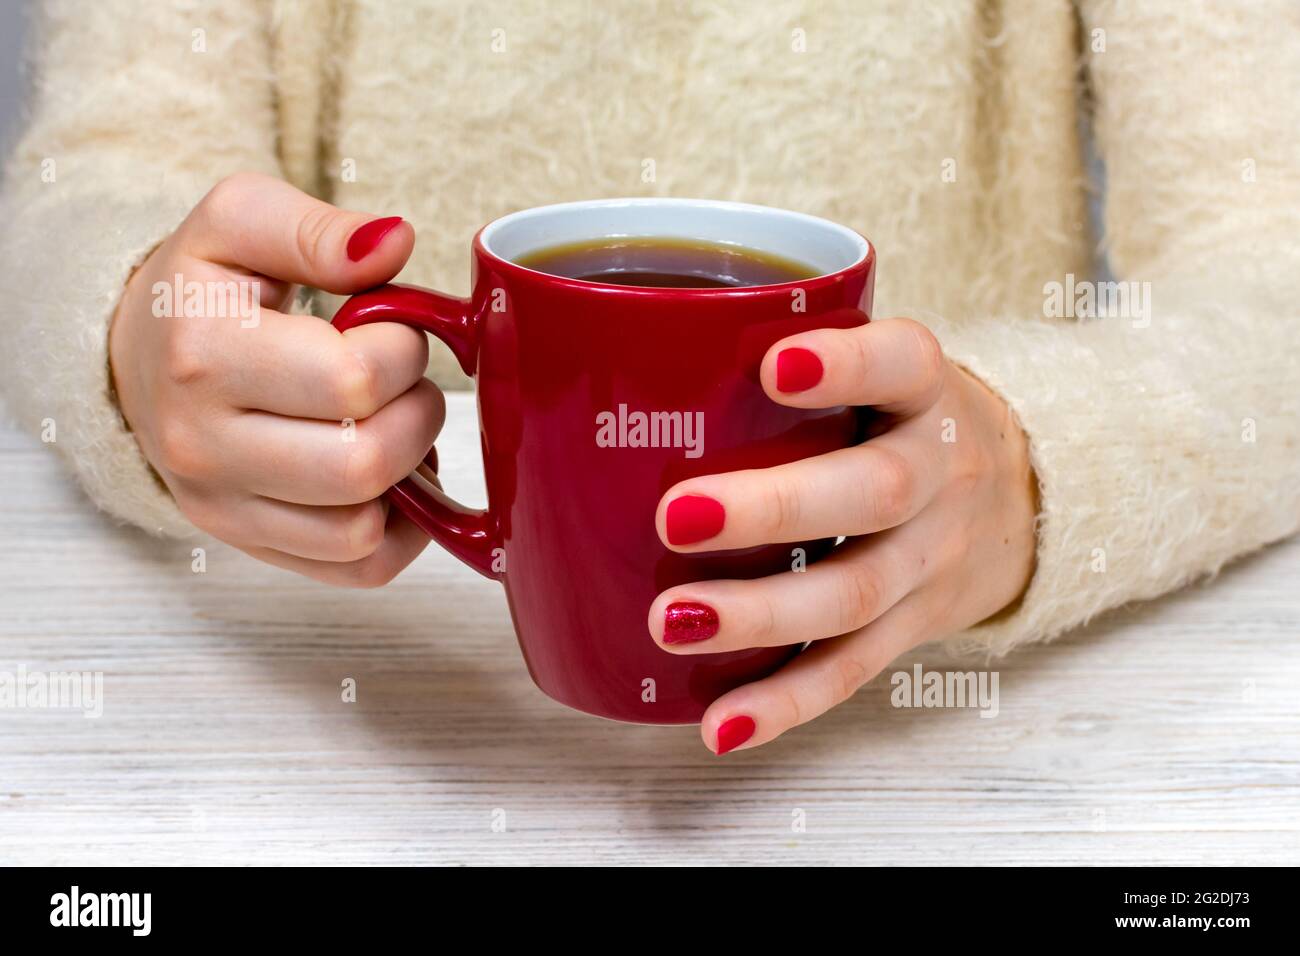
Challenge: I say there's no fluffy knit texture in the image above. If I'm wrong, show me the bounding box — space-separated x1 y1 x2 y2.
0 0 1296 654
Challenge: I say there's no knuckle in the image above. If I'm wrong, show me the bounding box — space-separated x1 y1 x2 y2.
779 685 804 727
870 446 915 526
951 439 990 494
163 327 209 386
294 205 335 268
330 351 382 420
415 377 447 430
848 325 876 378
942 524 975 572
343 502 387 559
763 477 803 539
907 321 946 385
155 418 208 479
200 171 261 220
351 554 401 589
748 591 779 645
830 654 871 705
833 562 883 632
340 435 393 502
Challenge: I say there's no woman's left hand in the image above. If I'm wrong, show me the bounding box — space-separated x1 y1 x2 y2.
649 317 1039 754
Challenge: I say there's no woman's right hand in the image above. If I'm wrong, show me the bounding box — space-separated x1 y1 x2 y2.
108 172 443 586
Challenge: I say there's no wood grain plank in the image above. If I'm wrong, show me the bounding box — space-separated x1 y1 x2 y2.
1 395 1297 865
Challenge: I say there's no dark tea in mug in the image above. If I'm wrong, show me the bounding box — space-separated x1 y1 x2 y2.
515 236 819 288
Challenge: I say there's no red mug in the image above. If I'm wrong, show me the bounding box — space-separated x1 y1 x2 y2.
333 198 874 723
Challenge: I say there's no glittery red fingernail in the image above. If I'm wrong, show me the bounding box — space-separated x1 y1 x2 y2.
663 602 719 644
715 715 756 755
347 216 403 261
665 495 725 546
776 347 823 392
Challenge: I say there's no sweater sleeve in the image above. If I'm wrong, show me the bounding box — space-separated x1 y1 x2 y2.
0 0 283 536
936 0 1300 656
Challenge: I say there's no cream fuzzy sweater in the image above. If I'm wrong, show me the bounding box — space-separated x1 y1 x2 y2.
1 0 1297 656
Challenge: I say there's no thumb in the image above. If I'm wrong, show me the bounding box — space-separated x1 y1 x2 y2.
179 171 414 294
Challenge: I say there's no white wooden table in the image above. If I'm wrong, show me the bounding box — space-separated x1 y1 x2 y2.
1 394 1297 865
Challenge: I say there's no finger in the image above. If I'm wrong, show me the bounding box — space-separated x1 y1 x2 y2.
649 521 925 654
189 493 394 563
192 307 429 420
180 172 413 293
701 592 932 754
657 424 945 551
182 253 300 313
212 378 445 506
761 317 945 416
241 505 431 588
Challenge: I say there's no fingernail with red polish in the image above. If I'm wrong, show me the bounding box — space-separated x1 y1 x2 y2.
665 494 725 546
715 715 756 755
776 347 823 392
663 601 719 644
347 216 403 262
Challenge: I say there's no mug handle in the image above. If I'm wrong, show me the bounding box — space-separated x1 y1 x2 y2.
332 283 503 581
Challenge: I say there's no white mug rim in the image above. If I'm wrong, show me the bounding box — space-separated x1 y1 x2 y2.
476 197 871 289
